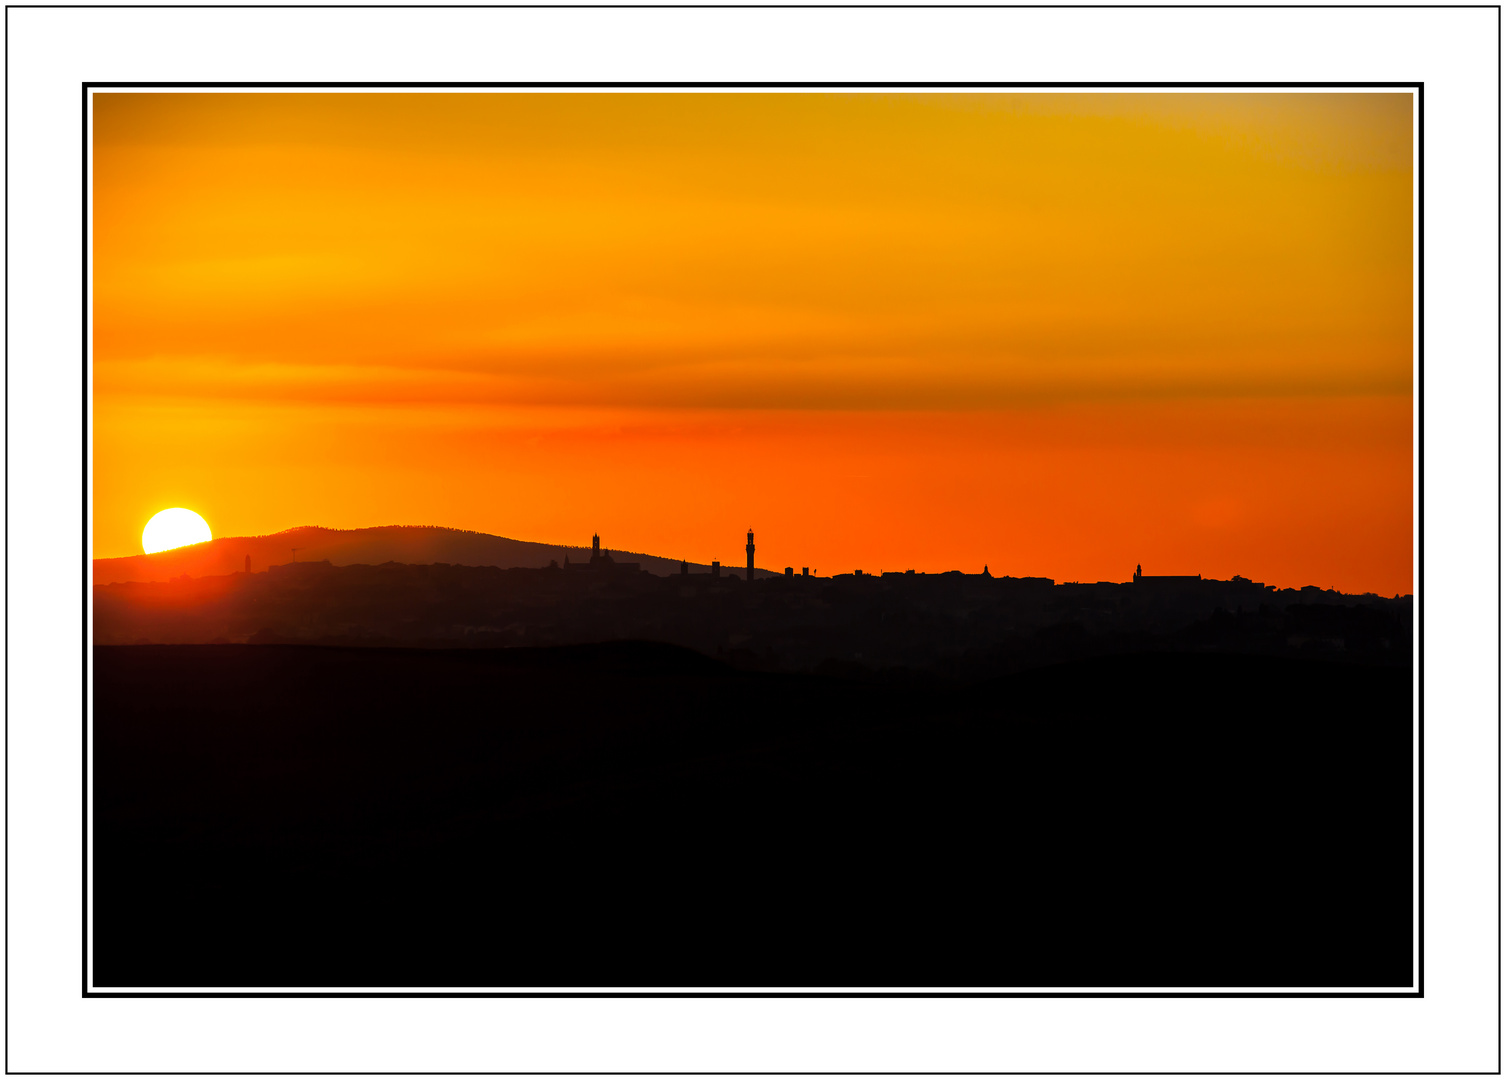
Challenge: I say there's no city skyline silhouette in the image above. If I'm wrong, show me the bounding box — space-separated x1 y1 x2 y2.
93 521 1411 598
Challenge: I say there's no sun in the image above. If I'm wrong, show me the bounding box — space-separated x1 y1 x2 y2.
142 508 213 554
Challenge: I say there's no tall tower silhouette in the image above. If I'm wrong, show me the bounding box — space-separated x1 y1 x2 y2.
592 533 601 561
746 529 755 582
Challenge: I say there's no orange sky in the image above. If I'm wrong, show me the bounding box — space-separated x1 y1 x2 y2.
91 92 1414 593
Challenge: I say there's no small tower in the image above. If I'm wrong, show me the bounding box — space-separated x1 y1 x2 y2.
1134 563 1143 584
592 533 601 559
680 559 689 576
746 529 755 582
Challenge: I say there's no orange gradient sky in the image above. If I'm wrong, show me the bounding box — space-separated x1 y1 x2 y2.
92 91 1414 592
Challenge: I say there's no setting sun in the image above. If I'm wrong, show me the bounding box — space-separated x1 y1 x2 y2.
141 507 212 554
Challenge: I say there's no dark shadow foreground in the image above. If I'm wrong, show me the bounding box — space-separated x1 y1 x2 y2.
93 643 1412 989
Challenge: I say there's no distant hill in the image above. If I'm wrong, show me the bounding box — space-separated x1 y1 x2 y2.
91 525 781 585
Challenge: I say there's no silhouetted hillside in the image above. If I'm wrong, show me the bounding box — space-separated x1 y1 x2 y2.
91 524 763 585
93 642 1413 989
93 558 1413 678
91 557 1415 989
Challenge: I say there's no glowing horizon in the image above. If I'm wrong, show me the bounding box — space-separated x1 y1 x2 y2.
92 92 1414 593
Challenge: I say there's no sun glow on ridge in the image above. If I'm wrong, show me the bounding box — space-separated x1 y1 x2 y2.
142 507 212 554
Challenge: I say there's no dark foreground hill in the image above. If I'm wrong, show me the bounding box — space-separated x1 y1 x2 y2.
93 642 1412 989
93 558 1412 680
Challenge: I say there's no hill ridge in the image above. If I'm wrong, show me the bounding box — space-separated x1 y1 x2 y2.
92 523 772 585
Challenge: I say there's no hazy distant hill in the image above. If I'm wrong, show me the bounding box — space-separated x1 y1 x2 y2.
91 524 775 585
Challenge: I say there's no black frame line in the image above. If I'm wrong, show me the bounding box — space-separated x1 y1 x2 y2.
4 7 8 1080
86 80 1420 87
1418 80 1427 1008
57 67 1439 1055
8 3 1506 8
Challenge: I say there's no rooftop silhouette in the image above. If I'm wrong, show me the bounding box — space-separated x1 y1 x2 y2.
92 534 1410 679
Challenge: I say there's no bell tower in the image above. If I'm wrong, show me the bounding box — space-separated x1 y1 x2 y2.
746 529 755 582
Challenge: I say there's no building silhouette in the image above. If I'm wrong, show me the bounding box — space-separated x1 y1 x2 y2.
746 529 755 582
566 533 640 573
1133 563 1202 586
